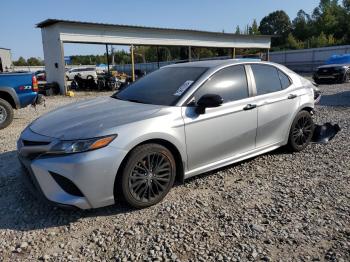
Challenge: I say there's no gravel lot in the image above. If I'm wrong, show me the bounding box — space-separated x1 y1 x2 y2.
0 83 349 262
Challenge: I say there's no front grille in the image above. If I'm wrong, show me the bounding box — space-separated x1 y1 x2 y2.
50 172 84 197
22 140 51 146
317 67 342 76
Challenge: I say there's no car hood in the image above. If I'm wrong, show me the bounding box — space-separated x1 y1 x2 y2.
29 97 163 140
318 64 350 69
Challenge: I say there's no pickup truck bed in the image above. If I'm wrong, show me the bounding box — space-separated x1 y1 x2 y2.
0 72 40 129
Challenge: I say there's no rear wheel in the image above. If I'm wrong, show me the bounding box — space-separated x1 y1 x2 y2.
287 111 314 152
118 144 176 208
0 98 14 130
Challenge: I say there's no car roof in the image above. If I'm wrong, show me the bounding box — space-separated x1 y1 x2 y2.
166 59 266 69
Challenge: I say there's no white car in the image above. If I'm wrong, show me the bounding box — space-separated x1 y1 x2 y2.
18 60 331 209
65 67 97 81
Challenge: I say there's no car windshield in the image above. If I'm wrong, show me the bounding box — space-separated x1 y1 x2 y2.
113 67 208 106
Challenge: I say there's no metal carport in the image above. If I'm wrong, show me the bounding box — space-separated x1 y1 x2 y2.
37 19 272 94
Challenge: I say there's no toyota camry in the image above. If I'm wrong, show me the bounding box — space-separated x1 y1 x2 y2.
18 60 317 209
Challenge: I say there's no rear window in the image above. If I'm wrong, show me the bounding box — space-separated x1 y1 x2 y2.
115 67 208 106
251 64 282 95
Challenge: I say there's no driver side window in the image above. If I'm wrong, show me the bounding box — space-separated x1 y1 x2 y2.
193 65 249 104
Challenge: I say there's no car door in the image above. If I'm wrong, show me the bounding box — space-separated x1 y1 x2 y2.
249 64 300 148
182 65 258 171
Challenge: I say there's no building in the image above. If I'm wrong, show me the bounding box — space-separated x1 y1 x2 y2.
0 48 12 72
37 19 272 94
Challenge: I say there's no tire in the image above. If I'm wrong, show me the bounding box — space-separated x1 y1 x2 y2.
0 98 14 130
117 144 176 208
87 75 94 80
287 111 315 152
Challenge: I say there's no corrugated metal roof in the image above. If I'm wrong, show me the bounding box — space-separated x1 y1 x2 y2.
36 19 272 39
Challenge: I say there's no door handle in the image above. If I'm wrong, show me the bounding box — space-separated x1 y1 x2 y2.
288 94 297 99
243 104 257 110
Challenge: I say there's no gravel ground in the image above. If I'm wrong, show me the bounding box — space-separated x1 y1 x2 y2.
0 83 349 262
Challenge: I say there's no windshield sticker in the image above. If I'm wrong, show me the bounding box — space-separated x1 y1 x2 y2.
174 80 194 96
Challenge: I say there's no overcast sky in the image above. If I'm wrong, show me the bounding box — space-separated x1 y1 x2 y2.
0 0 320 60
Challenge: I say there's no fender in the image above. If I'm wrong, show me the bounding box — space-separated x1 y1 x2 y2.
282 101 315 145
122 132 188 167
0 86 20 109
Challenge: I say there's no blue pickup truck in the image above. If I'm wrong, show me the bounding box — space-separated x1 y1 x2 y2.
0 72 42 129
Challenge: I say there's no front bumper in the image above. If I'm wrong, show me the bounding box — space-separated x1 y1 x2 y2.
313 71 345 82
17 130 128 209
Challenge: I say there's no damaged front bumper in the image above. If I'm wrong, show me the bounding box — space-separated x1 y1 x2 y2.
312 123 341 144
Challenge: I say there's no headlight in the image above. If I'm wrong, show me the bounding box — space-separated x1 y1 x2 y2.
50 135 117 154
335 66 346 72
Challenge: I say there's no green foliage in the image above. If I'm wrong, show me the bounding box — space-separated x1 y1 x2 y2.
259 10 292 46
249 19 260 35
262 0 350 50
27 57 44 66
13 56 43 66
235 26 241 35
13 56 27 66
14 0 350 63
286 33 304 49
292 10 312 41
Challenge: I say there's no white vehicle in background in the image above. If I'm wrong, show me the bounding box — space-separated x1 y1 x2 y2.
65 67 97 81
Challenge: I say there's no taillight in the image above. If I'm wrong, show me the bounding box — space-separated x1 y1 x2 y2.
32 75 38 92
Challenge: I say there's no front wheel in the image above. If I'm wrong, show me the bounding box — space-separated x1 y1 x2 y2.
287 111 314 152
0 98 14 130
118 144 176 208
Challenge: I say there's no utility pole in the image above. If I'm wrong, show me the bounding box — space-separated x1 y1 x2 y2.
131 45 135 82
105 44 110 75
111 46 115 66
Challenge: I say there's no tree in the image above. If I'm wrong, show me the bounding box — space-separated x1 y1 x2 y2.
13 56 27 66
344 0 350 11
259 10 292 46
286 33 304 49
292 10 312 41
235 26 241 34
309 32 337 47
27 57 43 66
249 19 260 35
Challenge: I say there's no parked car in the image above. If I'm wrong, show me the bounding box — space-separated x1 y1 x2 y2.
0 72 42 129
65 67 97 81
18 60 318 209
313 54 350 84
35 70 46 81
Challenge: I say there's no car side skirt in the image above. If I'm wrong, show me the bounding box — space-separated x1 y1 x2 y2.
184 141 284 179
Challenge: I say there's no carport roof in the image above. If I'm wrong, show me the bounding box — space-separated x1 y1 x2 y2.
37 19 272 39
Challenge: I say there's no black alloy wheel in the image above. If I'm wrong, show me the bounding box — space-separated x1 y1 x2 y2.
118 144 176 208
288 111 315 152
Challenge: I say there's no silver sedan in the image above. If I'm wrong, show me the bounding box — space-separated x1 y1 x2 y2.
18 60 316 209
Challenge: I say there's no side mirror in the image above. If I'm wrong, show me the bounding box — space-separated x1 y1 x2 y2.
195 94 223 114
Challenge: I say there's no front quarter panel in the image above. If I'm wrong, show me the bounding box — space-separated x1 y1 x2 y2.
109 106 188 170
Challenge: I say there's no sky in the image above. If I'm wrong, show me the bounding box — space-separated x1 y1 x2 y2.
0 0 320 60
